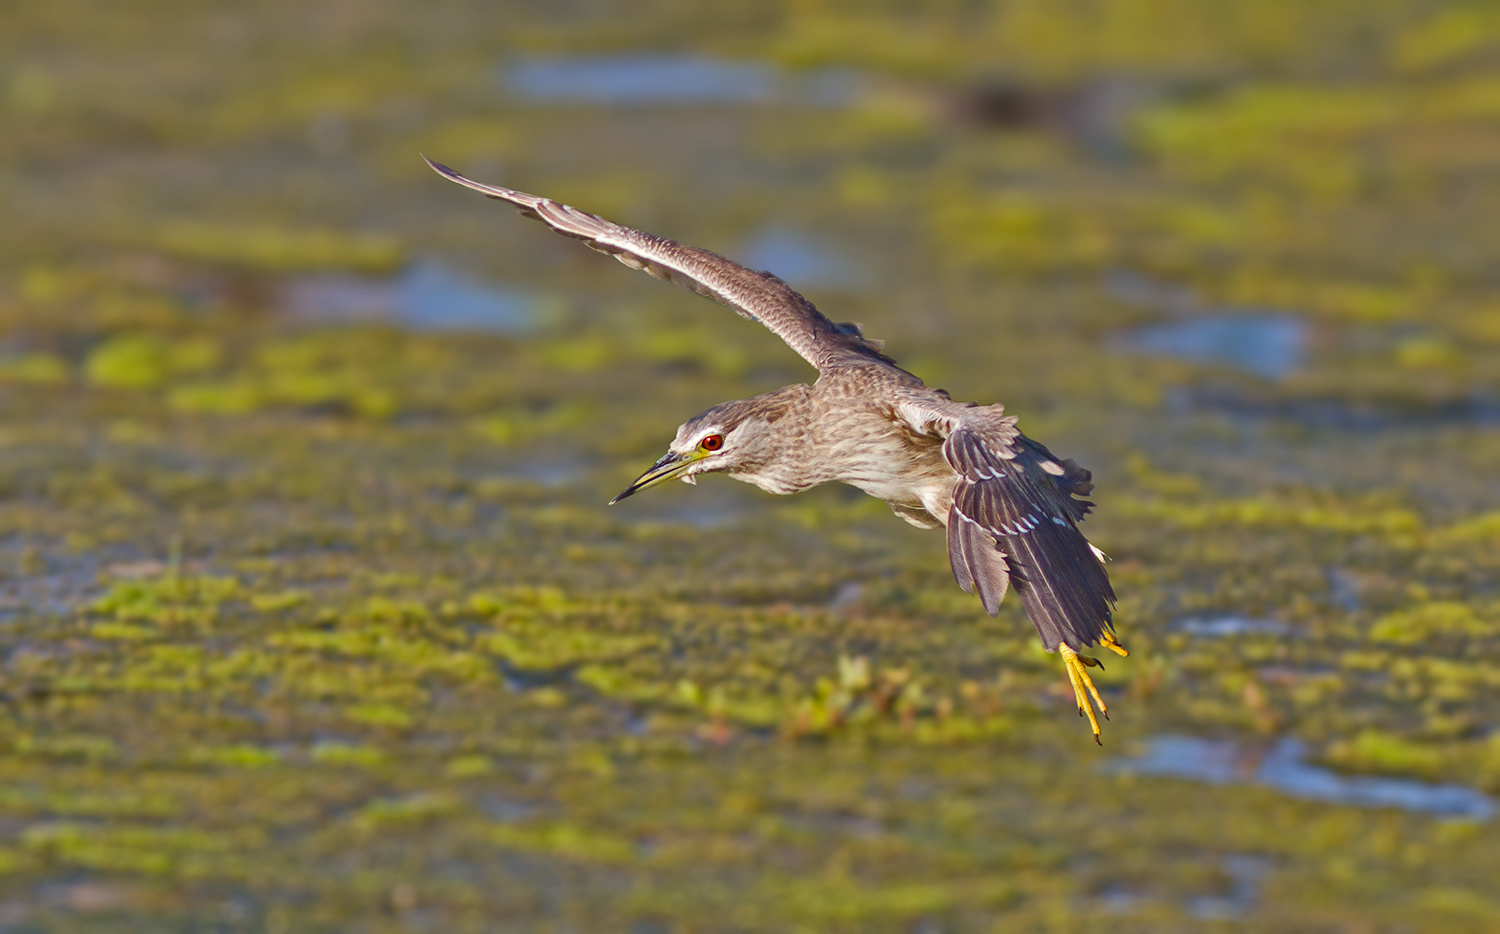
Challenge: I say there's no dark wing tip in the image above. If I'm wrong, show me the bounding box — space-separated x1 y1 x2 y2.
943 429 1115 651
421 154 460 179
421 155 543 212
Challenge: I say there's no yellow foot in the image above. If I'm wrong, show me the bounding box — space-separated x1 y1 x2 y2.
1100 630 1130 658
1060 646 1109 745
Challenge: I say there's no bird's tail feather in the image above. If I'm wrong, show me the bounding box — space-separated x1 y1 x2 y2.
1001 519 1116 653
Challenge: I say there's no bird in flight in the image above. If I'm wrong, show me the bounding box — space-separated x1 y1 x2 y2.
425 156 1128 742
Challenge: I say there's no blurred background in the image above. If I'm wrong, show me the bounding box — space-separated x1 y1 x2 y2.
3 1 1500 930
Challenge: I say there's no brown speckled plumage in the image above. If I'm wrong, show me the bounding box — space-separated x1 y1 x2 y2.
427 157 1122 720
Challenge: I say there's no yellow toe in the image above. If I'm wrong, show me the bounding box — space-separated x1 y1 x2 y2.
1060 646 1108 744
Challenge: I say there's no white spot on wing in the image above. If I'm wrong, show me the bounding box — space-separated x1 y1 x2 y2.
1041 460 1066 476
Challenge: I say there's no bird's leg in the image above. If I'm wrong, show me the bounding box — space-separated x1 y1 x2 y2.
1100 630 1129 658
1059 646 1108 745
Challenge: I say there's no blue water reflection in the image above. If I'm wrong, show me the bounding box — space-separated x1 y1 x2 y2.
283 260 536 334
501 54 859 108
1113 735 1494 820
737 228 860 288
1119 314 1307 380
1107 271 1308 379
1176 615 1290 637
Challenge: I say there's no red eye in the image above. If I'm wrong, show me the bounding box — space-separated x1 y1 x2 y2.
700 434 724 451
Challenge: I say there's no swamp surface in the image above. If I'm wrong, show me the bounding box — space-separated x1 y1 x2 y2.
2 2 1500 931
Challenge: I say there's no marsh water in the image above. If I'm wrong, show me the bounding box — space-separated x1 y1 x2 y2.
3 2 1500 931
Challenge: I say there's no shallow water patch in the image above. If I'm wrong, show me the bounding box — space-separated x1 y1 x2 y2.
1111 735 1494 820
1115 314 1307 380
1166 384 1500 430
499 54 860 108
1106 271 1308 379
282 260 538 334
737 228 861 288
1175 615 1290 638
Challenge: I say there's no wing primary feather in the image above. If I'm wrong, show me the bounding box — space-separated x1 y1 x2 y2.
947 509 976 595
423 155 899 373
1000 517 1115 651
941 427 1115 651
949 498 1009 616
966 524 1006 616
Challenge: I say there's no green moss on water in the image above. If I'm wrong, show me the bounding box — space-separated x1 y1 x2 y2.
146 223 402 274
85 335 220 391
1370 600 1494 644
0 353 70 385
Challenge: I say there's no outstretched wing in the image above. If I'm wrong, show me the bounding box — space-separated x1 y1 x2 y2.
424 157 894 373
900 394 1116 652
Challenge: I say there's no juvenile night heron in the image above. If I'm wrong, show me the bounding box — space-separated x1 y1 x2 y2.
426 157 1128 742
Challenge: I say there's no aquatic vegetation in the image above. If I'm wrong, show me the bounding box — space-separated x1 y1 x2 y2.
1370 601 1494 645
146 223 402 274
0 353 69 385
84 334 220 391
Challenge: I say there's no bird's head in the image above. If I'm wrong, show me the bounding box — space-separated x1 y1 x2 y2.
609 394 797 504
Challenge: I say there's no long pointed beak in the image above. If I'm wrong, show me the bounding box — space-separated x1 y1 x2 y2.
609 451 701 504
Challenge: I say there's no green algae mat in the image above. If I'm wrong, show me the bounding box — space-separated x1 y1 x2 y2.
3 2 1500 931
